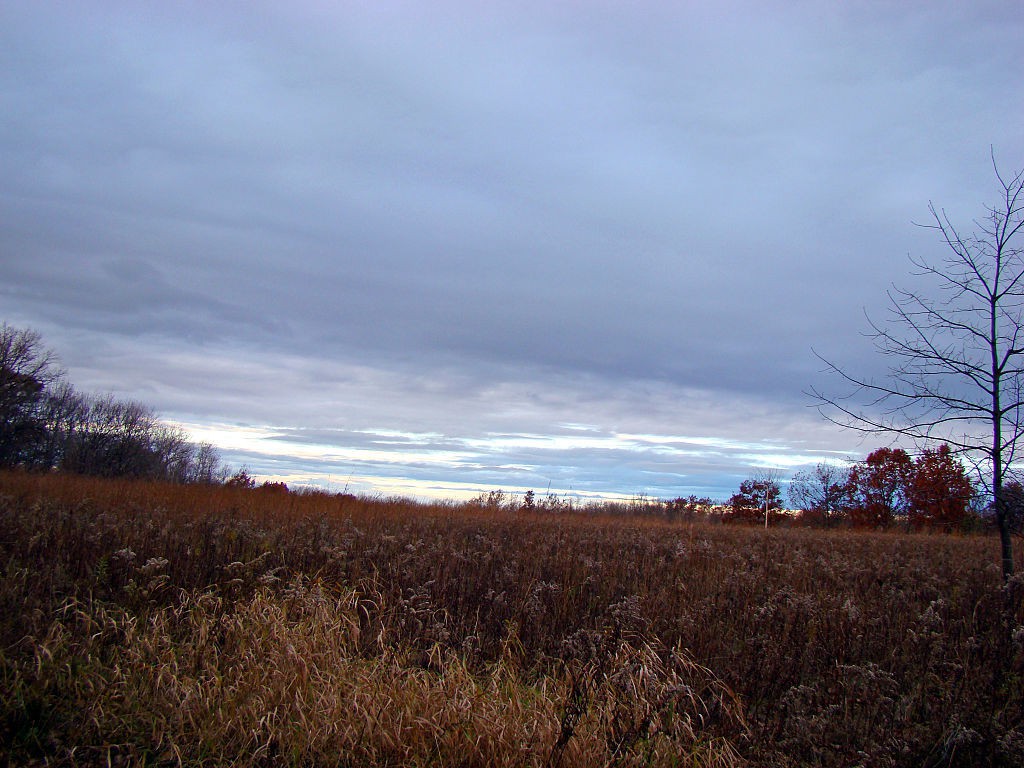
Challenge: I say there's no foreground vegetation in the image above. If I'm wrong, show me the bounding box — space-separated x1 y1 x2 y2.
2 473 1023 766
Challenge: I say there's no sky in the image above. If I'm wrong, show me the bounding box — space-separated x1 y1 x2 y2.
2 1 1023 502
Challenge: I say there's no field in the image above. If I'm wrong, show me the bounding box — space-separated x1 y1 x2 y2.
2 473 1023 767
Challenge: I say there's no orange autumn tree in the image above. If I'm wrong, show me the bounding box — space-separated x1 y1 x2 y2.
907 444 976 531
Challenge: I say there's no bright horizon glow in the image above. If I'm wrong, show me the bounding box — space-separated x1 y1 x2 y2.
170 419 859 502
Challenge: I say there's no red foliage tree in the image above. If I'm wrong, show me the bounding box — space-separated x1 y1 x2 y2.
726 473 785 526
846 447 913 528
225 468 256 489
907 444 975 531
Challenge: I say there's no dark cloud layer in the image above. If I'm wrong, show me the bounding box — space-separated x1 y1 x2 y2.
2 1 1022 499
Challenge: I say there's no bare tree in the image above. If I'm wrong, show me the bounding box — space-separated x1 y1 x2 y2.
36 379 88 470
186 442 223 484
0 323 63 467
789 462 852 526
811 154 1024 578
0 322 225 482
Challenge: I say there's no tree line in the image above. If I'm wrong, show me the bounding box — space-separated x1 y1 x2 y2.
0 323 224 483
729 444 982 531
470 447 995 533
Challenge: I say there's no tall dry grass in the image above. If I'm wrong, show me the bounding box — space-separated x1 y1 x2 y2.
1 471 1022 766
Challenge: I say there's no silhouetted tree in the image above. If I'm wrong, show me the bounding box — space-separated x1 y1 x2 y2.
186 442 223 484
665 494 715 521
226 468 257 489
35 380 88 470
520 489 536 511
63 396 159 478
788 463 852 526
0 323 62 467
0 322 225 483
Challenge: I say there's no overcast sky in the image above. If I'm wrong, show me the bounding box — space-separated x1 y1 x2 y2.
2 1 1022 501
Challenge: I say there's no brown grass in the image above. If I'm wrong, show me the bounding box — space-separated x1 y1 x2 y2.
1 471 1022 766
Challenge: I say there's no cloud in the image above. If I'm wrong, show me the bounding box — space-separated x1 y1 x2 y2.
2 1 1022 498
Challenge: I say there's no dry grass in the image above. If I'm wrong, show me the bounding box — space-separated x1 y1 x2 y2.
9 585 742 767
2 471 1023 766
